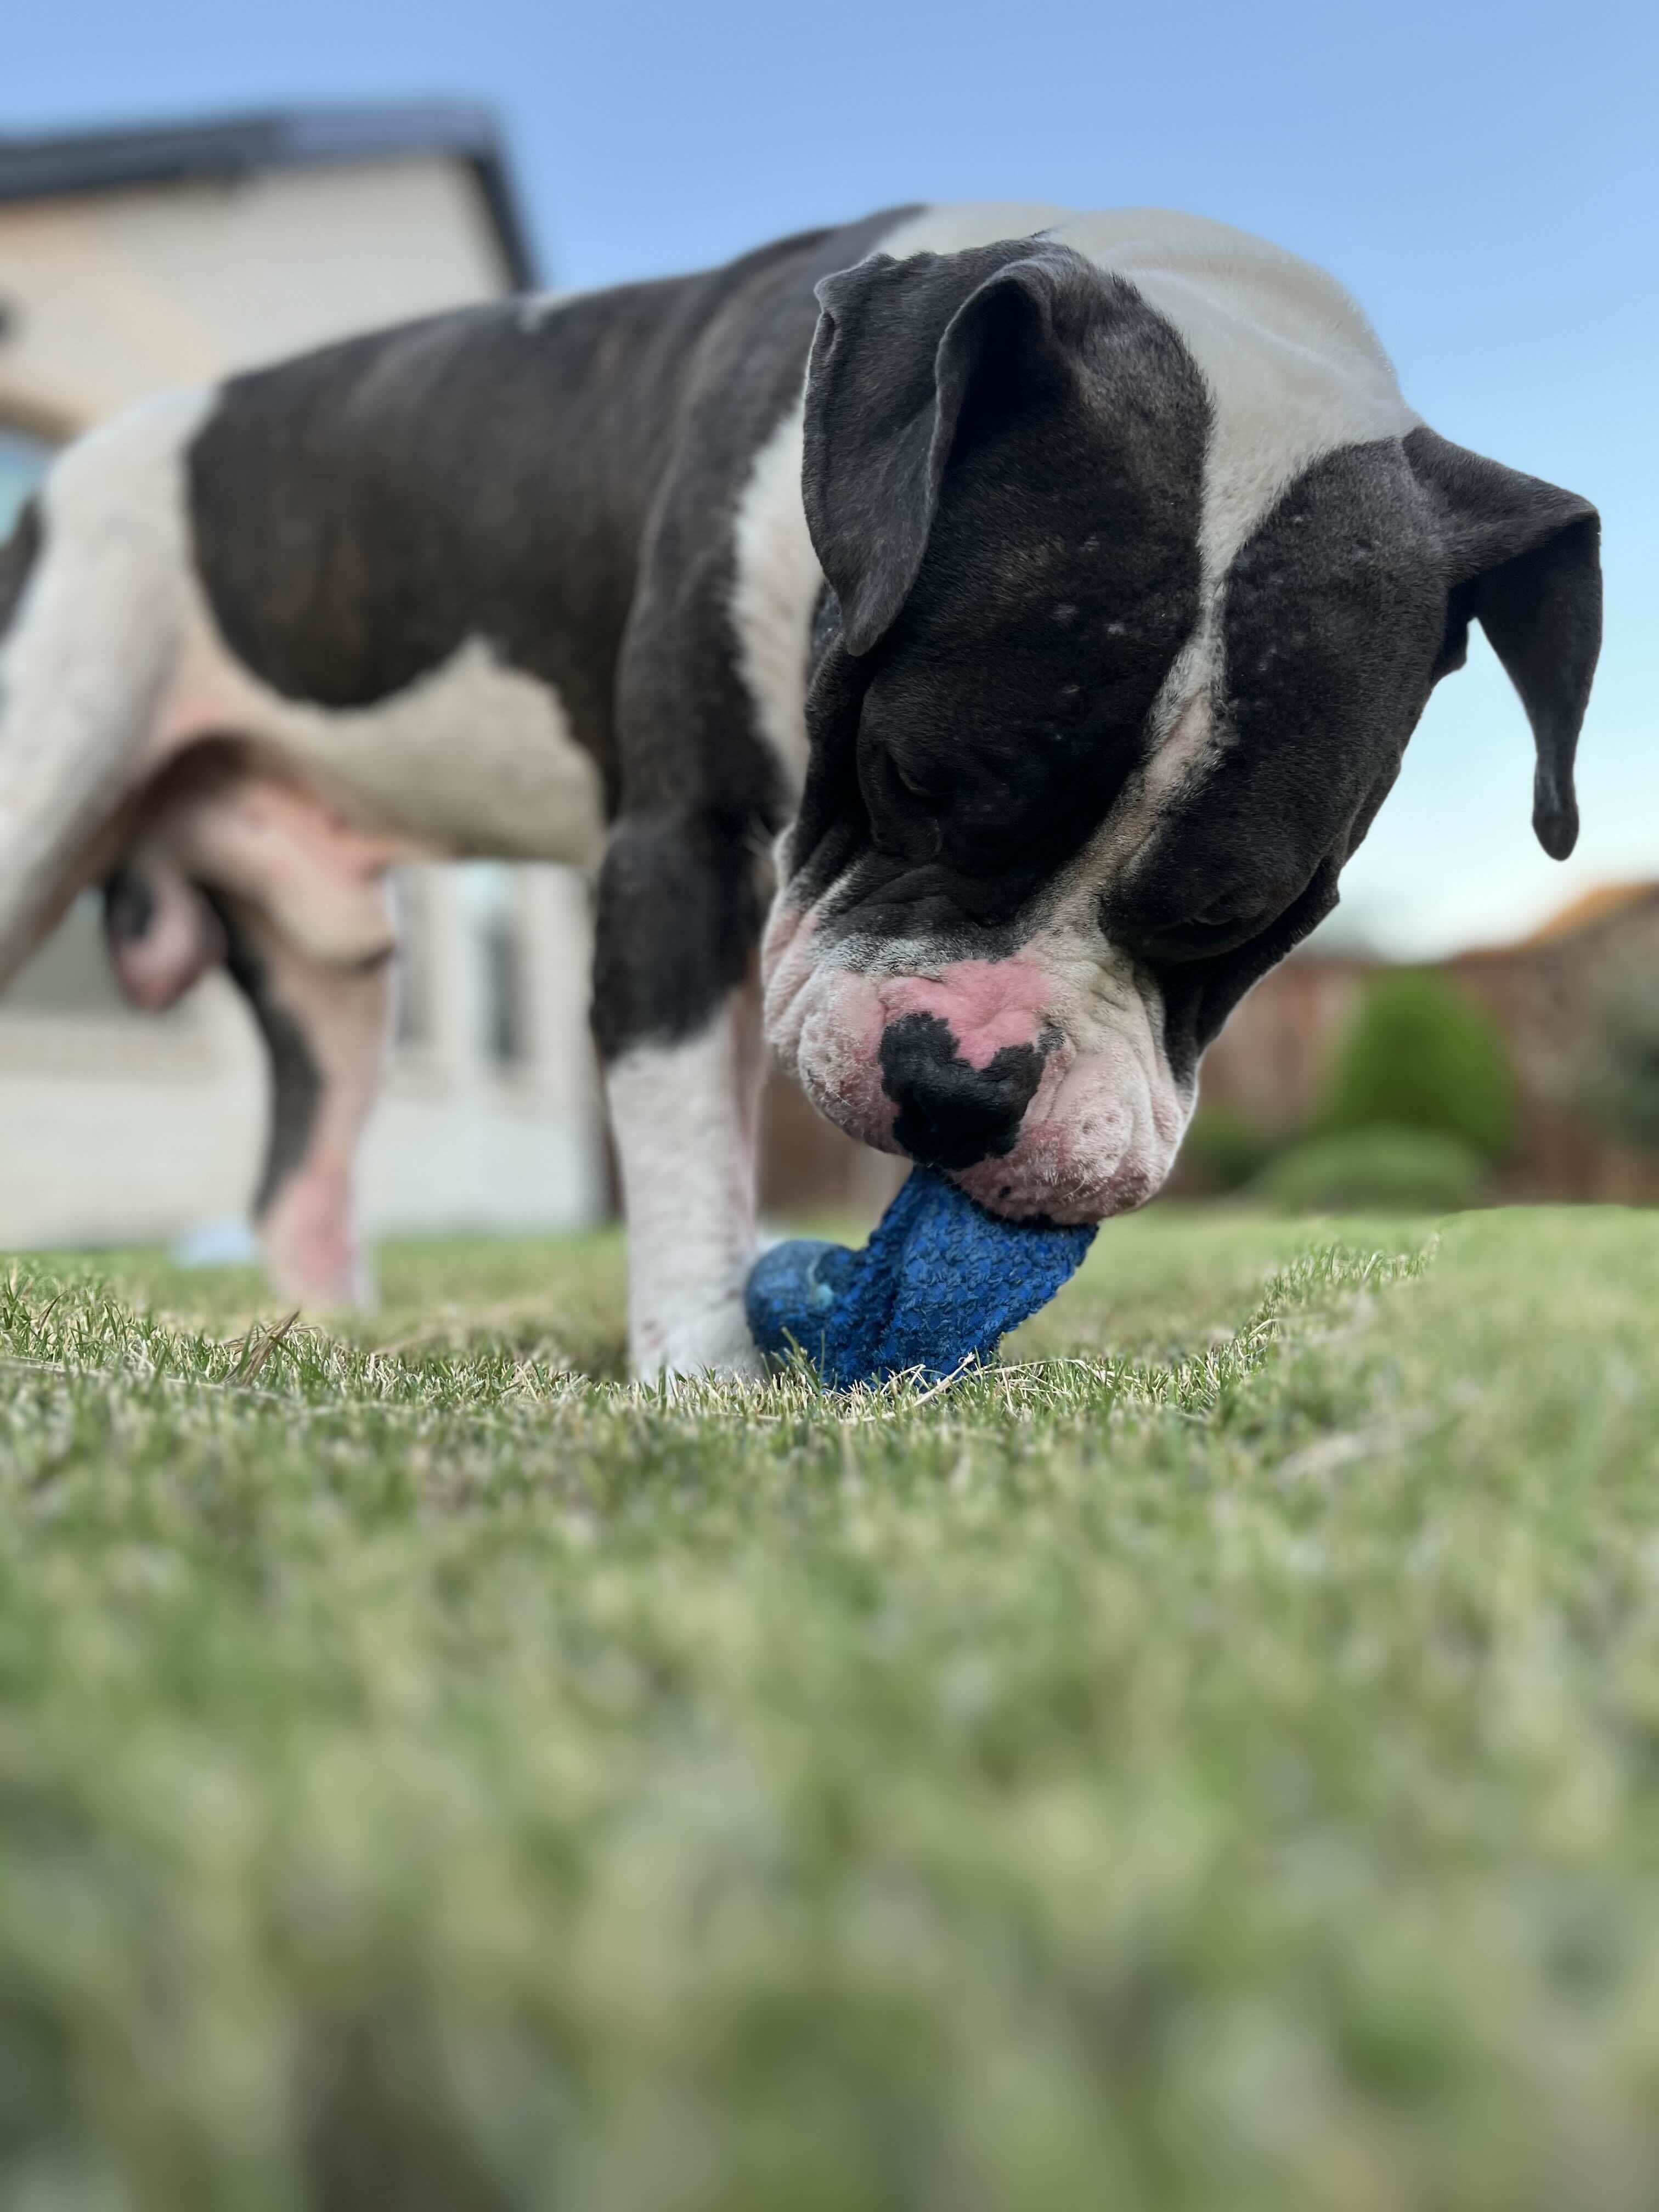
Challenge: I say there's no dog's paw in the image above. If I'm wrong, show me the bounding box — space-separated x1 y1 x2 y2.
261 1218 374 1312
629 1296 765 1385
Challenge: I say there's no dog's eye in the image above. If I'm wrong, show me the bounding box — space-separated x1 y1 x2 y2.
1191 901 1271 939
874 744 938 806
1138 919 1255 962
1134 883 1300 962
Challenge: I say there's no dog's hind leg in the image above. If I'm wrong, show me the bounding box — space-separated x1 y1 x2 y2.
0 391 210 984
206 888 393 1311
100 759 402 1308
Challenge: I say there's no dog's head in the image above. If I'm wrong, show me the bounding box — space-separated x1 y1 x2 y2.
763 236 1601 1222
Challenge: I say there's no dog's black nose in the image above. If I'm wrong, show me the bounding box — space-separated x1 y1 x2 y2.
879 1012 1046 1171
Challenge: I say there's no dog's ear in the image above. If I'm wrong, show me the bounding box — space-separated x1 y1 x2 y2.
1406 426 1600 860
803 238 1113 656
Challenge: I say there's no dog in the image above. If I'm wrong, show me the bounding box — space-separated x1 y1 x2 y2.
0 205 1601 1375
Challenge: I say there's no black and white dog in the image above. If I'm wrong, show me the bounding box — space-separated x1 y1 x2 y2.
0 205 1600 1375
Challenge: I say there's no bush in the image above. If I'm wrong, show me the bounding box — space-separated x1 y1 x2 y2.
1180 1108 1283 1194
1249 1124 1492 1215
1595 984 1659 1150
1325 970 1515 1163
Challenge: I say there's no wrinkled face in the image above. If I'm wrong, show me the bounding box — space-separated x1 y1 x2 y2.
761 235 1570 1225
765 447 1447 1220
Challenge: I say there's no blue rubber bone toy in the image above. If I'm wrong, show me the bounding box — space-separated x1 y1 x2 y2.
744 1166 1096 1389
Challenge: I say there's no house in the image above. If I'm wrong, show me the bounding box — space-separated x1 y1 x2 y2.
1194 886 1659 1202
0 103 609 1250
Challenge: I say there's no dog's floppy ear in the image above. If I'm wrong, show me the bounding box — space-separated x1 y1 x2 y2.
1406 426 1601 860
803 238 1111 657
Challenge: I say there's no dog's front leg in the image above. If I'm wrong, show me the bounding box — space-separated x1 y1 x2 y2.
212 888 392 1310
595 814 767 1381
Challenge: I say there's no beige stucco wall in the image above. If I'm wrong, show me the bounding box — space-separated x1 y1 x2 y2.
0 155 509 427
0 152 610 1253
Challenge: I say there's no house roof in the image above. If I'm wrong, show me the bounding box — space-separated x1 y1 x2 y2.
0 101 539 288
1522 881 1659 946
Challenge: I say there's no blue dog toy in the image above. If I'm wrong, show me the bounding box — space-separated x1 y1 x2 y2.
744 1167 1096 1388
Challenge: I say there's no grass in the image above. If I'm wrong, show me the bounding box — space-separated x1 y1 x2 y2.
3 1203 1659 2209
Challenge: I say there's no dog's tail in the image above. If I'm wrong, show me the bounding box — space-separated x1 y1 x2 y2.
0 388 210 986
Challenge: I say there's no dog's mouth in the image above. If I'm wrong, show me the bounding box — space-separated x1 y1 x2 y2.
760 895 1190 1225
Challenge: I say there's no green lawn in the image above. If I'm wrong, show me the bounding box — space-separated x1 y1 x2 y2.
4 1205 1659 2210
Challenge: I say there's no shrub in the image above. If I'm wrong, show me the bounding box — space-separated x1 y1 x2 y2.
1250 1124 1492 1215
1324 970 1515 1163
1180 1109 1283 1194
1594 984 1659 1150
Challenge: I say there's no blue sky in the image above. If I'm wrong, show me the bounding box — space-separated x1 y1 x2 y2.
7 0 1655 954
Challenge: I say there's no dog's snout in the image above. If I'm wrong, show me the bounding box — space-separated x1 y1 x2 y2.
878 1011 1047 1171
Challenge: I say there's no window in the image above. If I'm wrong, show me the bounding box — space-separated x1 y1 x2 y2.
391 870 435 1052
0 421 52 538
460 863 531 1071
481 906 528 1068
